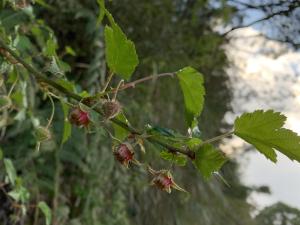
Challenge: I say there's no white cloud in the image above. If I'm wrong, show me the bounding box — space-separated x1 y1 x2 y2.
224 27 300 210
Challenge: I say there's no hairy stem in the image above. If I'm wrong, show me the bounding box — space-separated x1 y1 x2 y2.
101 71 114 93
201 131 234 145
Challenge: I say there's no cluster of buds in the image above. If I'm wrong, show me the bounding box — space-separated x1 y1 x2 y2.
148 167 186 193
68 107 90 127
113 142 135 168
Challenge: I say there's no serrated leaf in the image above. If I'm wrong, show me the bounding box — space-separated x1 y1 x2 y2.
104 24 139 80
234 110 300 162
113 113 130 141
177 67 205 127
60 100 71 144
194 144 227 179
160 151 187 166
38 201 52 225
4 158 17 186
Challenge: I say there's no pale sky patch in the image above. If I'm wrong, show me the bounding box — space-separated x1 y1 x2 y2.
223 27 300 210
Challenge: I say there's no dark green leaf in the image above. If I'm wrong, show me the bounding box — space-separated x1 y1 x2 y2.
177 67 205 127
234 110 300 162
194 144 227 179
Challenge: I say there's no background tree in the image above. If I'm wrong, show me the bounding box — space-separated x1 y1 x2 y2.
1 1 300 225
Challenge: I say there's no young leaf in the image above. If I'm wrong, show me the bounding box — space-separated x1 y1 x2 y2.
160 151 187 166
177 67 205 127
4 158 17 186
113 113 130 141
38 201 52 225
193 144 227 179
104 24 139 80
234 110 300 163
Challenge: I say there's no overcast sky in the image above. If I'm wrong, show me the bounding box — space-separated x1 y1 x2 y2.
223 23 300 211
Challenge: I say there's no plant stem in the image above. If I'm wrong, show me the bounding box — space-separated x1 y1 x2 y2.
0 38 231 159
46 93 55 128
101 71 114 93
201 131 234 145
52 146 61 225
115 72 175 91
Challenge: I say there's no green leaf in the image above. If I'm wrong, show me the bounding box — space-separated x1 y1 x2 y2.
0 148 3 160
113 113 130 141
55 79 75 92
38 201 52 225
177 67 205 127
60 100 72 144
44 37 57 57
0 95 12 111
104 24 139 80
234 110 300 162
47 57 63 76
194 144 227 179
4 158 17 186
8 186 30 203
65 46 76 56
160 151 187 166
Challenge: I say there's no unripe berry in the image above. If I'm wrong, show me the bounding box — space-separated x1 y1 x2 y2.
102 100 121 119
114 143 134 168
35 126 51 142
69 108 90 127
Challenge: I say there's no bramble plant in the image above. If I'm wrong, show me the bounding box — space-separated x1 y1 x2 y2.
0 0 300 224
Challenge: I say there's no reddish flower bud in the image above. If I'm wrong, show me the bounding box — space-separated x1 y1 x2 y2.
102 100 121 119
114 143 134 167
148 167 187 193
69 108 90 127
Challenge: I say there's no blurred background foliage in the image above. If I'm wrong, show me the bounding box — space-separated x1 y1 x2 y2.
0 0 299 225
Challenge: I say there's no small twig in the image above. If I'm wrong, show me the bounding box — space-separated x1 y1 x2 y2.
46 93 55 129
7 75 19 97
116 72 175 92
101 71 114 93
113 79 124 101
